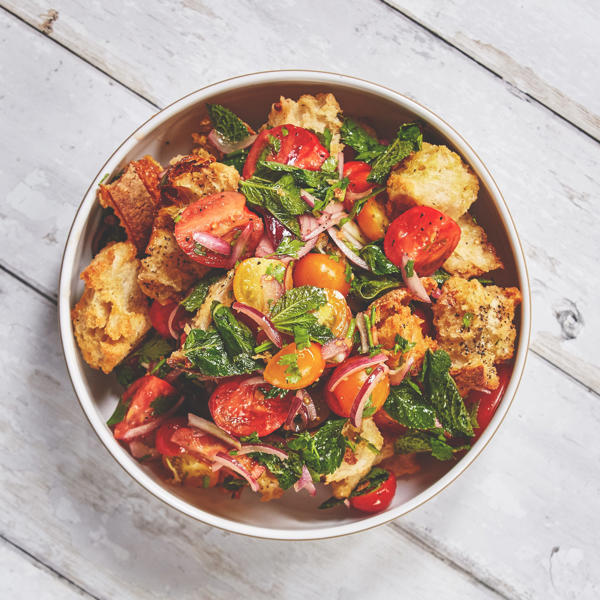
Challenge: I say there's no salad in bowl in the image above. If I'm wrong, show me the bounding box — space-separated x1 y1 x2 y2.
70 90 522 517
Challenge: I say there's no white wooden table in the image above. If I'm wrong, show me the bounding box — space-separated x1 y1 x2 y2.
1 2 599 598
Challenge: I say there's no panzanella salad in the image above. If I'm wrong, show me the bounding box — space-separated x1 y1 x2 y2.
72 93 521 512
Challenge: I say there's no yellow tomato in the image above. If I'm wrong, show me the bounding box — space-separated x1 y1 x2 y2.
264 342 325 390
357 197 390 241
233 257 288 312
314 289 351 338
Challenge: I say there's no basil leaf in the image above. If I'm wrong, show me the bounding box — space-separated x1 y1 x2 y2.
206 103 249 142
383 381 436 429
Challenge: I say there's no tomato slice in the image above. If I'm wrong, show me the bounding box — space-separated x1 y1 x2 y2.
343 161 372 193
149 300 187 338
209 377 292 437
356 196 389 242
243 124 329 179
384 206 461 275
169 426 231 459
293 253 351 295
314 289 351 338
174 191 263 267
350 469 396 513
233 257 288 313
264 343 325 391
155 417 187 456
113 375 177 440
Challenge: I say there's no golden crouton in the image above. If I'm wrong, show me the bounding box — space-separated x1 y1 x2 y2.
443 213 502 278
267 93 344 155
160 154 240 206
371 284 438 374
72 242 151 374
387 143 479 220
375 434 421 477
326 419 384 499
432 276 521 395
137 206 208 303
190 269 235 331
98 156 162 254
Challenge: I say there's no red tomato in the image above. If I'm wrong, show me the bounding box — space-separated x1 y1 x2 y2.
113 375 177 440
243 124 329 178
411 305 434 338
373 409 407 434
343 161 372 193
293 253 351 295
149 300 187 338
174 191 263 267
155 417 188 456
384 206 461 275
209 377 292 437
169 427 230 460
469 364 512 441
350 470 396 513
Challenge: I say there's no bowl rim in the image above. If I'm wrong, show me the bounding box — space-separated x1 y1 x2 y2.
58 69 531 540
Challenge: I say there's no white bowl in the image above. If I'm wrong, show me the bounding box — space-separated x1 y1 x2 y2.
58 70 531 540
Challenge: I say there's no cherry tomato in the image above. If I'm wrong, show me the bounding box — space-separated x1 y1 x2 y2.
113 375 177 440
293 253 350 295
326 358 390 418
411 305 434 338
264 342 325 390
357 196 389 241
469 364 512 441
209 376 292 437
149 300 187 338
350 469 396 513
169 426 231 460
243 124 329 179
155 417 187 456
314 289 351 338
384 206 461 275
233 257 288 313
343 161 372 193
174 191 263 267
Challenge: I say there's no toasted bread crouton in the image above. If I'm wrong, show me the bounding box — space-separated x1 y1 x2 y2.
162 454 220 487
326 419 384 499
161 154 240 206
387 143 479 220
190 269 235 331
256 470 285 502
138 206 209 303
267 93 344 155
371 284 438 374
98 156 162 254
443 213 502 278
373 433 421 477
432 276 521 395
72 242 151 374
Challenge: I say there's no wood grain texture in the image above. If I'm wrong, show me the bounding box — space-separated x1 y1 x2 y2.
1 0 599 392
386 0 600 140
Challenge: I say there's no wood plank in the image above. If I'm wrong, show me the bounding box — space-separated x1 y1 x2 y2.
386 0 600 140
0 271 504 598
1 2 599 392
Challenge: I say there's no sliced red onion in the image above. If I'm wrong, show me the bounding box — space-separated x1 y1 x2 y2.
300 189 317 208
355 313 369 354
304 212 345 241
298 389 317 422
129 440 158 459
337 151 344 180
120 396 184 441
192 231 231 256
340 221 367 249
241 376 266 387
345 188 374 204
324 200 345 215
327 353 388 392
294 234 319 259
227 222 253 267
327 227 369 270
187 413 242 450
299 213 320 239
294 464 316 496
388 356 415 385
232 302 283 348
167 304 184 340
401 253 431 304
321 338 352 363
208 129 257 154
350 364 387 428
211 452 259 492
261 274 284 305
237 444 289 461
254 232 275 258
284 392 304 430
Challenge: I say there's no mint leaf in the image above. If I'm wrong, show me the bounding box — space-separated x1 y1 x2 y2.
340 118 385 161
270 285 328 326
275 237 305 258
151 395 177 417
180 273 221 312
293 326 310 351
351 273 400 300
221 148 249 172
395 429 465 460
206 103 250 142
350 467 389 497
136 336 174 366
432 268 451 287
360 242 400 276
383 381 436 429
211 303 256 356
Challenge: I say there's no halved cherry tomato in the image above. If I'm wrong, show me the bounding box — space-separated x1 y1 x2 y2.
326 358 390 418
233 257 288 313
243 124 329 179
149 300 187 339
174 191 263 267
350 469 396 513
314 289 351 338
155 417 187 456
264 342 325 390
357 196 389 241
384 206 461 275
469 363 512 441
293 253 350 295
209 376 292 437
113 375 177 440
343 161 372 193
170 427 230 459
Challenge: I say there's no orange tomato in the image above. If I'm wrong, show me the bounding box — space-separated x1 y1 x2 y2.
264 342 325 390
357 196 389 241
293 253 350 295
314 289 351 338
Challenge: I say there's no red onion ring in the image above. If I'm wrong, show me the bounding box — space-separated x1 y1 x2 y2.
401 253 431 304
254 232 275 258
232 302 283 348
321 338 352 362
350 364 387 428
300 189 317 208
303 212 346 241
284 392 304 430
327 227 369 270
120 396 184 441
345 188 375 204
167 304 185 340
261 274 284 305
327 353 388 392
294 464 316 496
324 201 345 215
207 129 257 154
298 389 317 421
211 452 260 492
388 356 415 385
187 413 242 449
294 234 319 259
337 151 344 180
227 222 253 268
236 444 289 461
192 231 231 256
355 313 369 354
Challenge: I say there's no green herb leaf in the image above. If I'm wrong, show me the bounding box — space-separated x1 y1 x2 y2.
274 237 305 258
395 429 466 460
249 448 304 490
462 312 474 329
211 303 256 356
360 242 401 276
383 380 437 429
115 364 141 388
270 285 328 327
340 118 385 161
316 127 333 152
150 395 177 417
432 268 451 287
106 397 129 426
206 103 250 142
277 352 302 385
351 273 400 300
393 334 416 355
266 262 286 284
339 186 385 226
350 467 389 497
221 148 249 172
318 496 347 509
255 160 331 189
404 259 415 278
180 273 223 312
293 326 310 351
136 336 174 366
